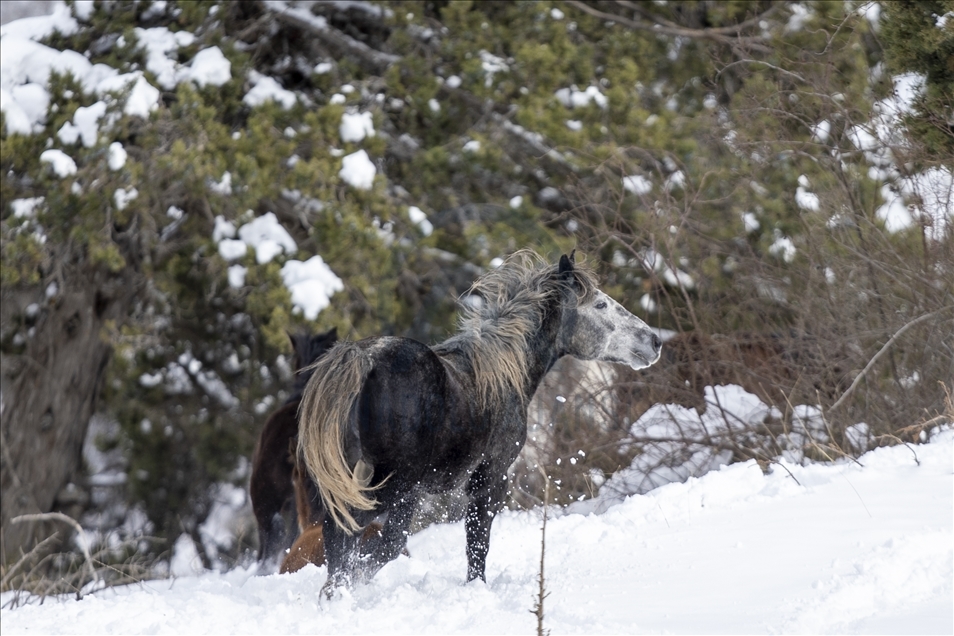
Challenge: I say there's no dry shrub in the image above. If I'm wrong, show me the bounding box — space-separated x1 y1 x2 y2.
1 518 164 608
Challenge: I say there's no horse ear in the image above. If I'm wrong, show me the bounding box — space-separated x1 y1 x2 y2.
558 253 575 275
287 331 297 350
327 327 338 339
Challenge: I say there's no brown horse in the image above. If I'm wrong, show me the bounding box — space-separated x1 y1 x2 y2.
250 328 337 566
279 460 389 573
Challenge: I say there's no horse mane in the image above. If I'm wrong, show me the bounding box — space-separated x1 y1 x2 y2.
436 250 598 408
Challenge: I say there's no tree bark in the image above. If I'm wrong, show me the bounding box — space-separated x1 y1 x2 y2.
1 268 136 564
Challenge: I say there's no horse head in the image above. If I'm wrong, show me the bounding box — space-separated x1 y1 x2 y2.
558 252 662 370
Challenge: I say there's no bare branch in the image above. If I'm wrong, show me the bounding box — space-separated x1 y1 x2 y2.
566 0 770 50
11 512 100 597
828 308 954 413
262 0 399 73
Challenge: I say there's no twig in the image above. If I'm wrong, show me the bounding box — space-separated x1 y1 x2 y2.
262 0 399 73
566 0 768 49
531 467 551 636
872 434 921 466
0 533 61 594
828 308 953 413
11 513 99 599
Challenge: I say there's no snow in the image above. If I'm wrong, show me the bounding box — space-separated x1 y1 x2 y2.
280 255 344 320
622 174 652 195
742 211 760 233
664 170 686 191
181 46 232 88
244 71 297 109
462 139 481 153
2 428 949 634
555 85 608 109
107 142 127 171
770 230 797 263
62 101 107 147
212 215 237 242
209 171 232 195
227 264 247 288
96 72 161 118
0 1 76 41
339 149 376 190
113 187 138 211
169 534 204 578
509 195 523 209
339 111 375 143
133 26 196 90
236 212 297 265
39 148 77 177
641 249 696 290
786 3 813 33
795 174 820 211
11 197 44 219
1 10 164 133
407 206 433 237
479 50 508 87
199 484 248 564
877 167 954 240
73 1 94 22
218 239 247 261
639 293 657 313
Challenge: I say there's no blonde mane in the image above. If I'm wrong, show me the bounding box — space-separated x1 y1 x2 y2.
437 250 598 408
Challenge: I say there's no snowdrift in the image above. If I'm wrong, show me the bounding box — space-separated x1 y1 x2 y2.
3 429 951 634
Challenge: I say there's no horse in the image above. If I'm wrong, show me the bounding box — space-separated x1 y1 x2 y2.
279 459 390 573
250 328 338 566
297 250 662 591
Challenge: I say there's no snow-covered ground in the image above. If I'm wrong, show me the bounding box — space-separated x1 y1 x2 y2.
3 428 951 634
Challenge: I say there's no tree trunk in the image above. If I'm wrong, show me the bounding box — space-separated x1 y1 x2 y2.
1 269 136 564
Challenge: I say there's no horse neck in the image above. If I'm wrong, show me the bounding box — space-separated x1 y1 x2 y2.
518 301 566 405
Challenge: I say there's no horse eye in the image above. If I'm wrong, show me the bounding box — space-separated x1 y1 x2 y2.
595 301 607 310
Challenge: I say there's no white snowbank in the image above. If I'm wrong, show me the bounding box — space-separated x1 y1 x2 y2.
2 429 949 634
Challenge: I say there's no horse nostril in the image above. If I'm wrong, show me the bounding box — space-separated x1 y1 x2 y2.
651 334 662 353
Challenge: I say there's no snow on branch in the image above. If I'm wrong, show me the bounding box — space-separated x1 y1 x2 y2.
262 0 399 73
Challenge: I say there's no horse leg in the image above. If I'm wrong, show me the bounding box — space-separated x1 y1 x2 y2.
355 496 416 582
320 515 363 596
464 465 507 582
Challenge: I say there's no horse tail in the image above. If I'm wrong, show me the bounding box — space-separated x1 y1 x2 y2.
297 342 376 534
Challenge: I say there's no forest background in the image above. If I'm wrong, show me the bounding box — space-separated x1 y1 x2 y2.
1 0 951 587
